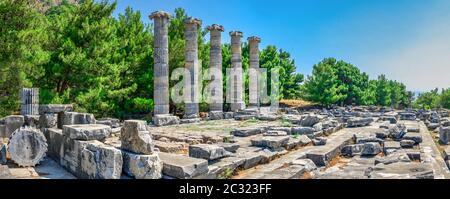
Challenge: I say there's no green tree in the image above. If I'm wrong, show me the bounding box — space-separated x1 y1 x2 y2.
0 0 49 117
439 88 450 109
375 74 392 106
413 88 440 110
38 0 122 117
302 58 346 106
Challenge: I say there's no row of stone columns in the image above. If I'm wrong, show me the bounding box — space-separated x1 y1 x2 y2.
150 11 261 124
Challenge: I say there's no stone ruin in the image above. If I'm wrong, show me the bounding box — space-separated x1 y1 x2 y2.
1 10 450 180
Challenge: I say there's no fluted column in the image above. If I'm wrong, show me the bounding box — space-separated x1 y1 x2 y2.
150 11 171 115
21 88 39 115
229 31 245 112
207 24 224 112
248 36 261 109
183 17 201 119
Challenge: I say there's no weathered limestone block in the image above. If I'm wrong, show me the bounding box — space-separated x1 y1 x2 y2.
268 126 292 134
399 112 416 121
158 152 209 179
39 113 57 129
8 127 47 167
290 159 317 172
154 140 187 153
400 140 415 148
299 115 321 127
208 111 224 120
312 137 327 146
152 114 180 126
353 133 383 144
198 157 245 179
381 116 397 124
257 114 280 121
375 129 389 139
374 151 411 165
388 123 407 139
180 118 201 124
237 152 264 169
39 104 73 114
61 112 96 128
341 144 365 157
122 151 162 179
189 144 230 160
79 140 122 179
217 143 240 153
291 126 315 135
251 136 289 149
96 118 121 128
63 124 111 141
121 120 155 154
402 133 422 144
263 130 288 136
223 112 234 119
427 123 440 130
44 128 64 161
0 165 12 179
0 115 24 138
259 165 306 179
346 117 374 127
443 146 450 160
371 162 433 179
61 139 87 173
231 127 265 137
383 141 401 154
361 142 382 156
439 126 450 144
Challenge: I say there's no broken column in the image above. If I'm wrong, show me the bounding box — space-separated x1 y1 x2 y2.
20 88 39 115
183 17 201 121
248 36 261 109
150 11 180 126
229 31 245 112
207 24 225 120
8 127 47 167
120 120 162 179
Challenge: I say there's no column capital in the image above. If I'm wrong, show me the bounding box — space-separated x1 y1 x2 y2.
150 11 171 19
247 36 261 43
229 31 243 37
207 24 224 32
184 17 202 26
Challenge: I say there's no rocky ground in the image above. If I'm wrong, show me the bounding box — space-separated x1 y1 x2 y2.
0 106 449 179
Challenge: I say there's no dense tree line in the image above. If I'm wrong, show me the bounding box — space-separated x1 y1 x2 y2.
0 0 303 118
413 88 450 109
301 58 414 108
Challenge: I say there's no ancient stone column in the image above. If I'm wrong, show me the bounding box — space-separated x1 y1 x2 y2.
248 36 261 109
183 17 201 119
150 11 171 116
20 88 39 115
207 24 224 116
229 31 246 112
150 11 180 126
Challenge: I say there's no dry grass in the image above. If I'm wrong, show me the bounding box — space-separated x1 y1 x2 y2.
280 99 314 108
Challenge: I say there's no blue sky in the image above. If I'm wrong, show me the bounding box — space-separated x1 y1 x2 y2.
110 0 450 92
